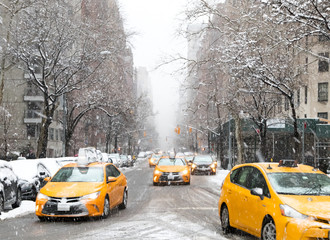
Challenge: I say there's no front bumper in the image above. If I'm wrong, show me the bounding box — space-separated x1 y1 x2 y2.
36 196 102 218
153 172 190 183
192 165 216 174
283 218 330 240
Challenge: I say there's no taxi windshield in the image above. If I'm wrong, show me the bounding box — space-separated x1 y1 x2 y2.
267 172 330 196
158 158 186 166
51 167 104 182
193 156 213 163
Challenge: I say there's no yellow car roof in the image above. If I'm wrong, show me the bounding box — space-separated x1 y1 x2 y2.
62 162 107 168
241 162 325 174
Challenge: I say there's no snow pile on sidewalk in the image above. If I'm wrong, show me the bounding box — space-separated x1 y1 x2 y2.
0 201 35 221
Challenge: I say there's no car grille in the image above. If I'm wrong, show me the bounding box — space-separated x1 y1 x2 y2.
159 172 182 182
42 197 88 216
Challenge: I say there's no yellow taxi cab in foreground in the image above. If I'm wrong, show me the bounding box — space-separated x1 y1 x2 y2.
35 161 127 220
218 160 330 240
153 156 190 185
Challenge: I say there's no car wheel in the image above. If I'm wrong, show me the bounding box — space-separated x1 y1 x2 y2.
220 205 233 234
118 189 128 209
38 216 47 222
102 197 110 219
32 188 37 201
0 194 4 213
153 181 158 186
261 219 276 240
12 188 22 208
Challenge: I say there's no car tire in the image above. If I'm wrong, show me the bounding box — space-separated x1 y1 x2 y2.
102 197 110 219
0 194 4 213
153 181 158 186
12 188 22 208
261 219 276 240
220 205 233 234
118 189 128 210
38 216 47 222
32 188 37 201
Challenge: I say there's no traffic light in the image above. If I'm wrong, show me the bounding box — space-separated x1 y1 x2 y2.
175 126 180 134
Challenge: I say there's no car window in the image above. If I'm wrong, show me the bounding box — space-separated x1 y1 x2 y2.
158 158 186 166
109 165 121 177
193 156 213 164
236 166 254 188
268 172 330 196
230 167 241 184
51 167 104 182
246 167 270 198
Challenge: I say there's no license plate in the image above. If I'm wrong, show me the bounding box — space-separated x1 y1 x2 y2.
168 174 174 180
57 203 70 211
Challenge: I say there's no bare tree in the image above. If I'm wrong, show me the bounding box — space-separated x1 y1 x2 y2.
11 0 108 157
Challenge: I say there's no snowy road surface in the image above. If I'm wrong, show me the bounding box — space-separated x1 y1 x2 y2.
0 160 257 240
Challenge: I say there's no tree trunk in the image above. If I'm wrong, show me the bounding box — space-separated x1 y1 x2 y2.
234 115 244 165
37 117 52 158
289 96 300 160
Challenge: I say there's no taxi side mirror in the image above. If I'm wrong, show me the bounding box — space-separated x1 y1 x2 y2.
107 176 117 183
44 177 51 182
251 187 264 200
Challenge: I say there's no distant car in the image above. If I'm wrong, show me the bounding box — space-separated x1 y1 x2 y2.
120 155 129 167
136 152 147 162
218 160 330 239
0 160 22 212
10 159 52 201
153 156 190 185
191 155 217 175
108 153 121 168
149 154 162 167
35 161 128 220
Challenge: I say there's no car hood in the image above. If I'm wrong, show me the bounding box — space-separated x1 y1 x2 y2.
156 165 187 172
279 195 330 220
41 182 104 198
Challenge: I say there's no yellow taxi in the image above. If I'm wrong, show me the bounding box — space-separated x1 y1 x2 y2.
35 161 127 220
149 154 162 167
218 160 330 240
153 156 190 185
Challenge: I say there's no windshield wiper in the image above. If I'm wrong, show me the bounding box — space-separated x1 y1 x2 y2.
304 183 322 195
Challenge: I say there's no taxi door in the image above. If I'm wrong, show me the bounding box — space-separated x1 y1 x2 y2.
227 166 254 229
240 167 272 236
106 165 120 208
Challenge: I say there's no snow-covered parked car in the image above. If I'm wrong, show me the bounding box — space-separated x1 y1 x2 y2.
10 159 53 201
108 153 121 168
0 160 22 213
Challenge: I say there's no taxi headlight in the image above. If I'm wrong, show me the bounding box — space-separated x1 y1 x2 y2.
192 164 196 169
81 191 100 200
280 204 308 219
211 163 216 169
36 193 50 200
154 169 161 175
181 169 188 175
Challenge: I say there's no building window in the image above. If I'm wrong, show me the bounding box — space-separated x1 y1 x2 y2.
27 124 37 138
297 89 300 106
318 112 328 119
318 82 328 102
318 52 329 72
49 128 54 140
304 86 308 104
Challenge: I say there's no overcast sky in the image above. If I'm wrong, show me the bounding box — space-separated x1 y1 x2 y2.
118 0 188 149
